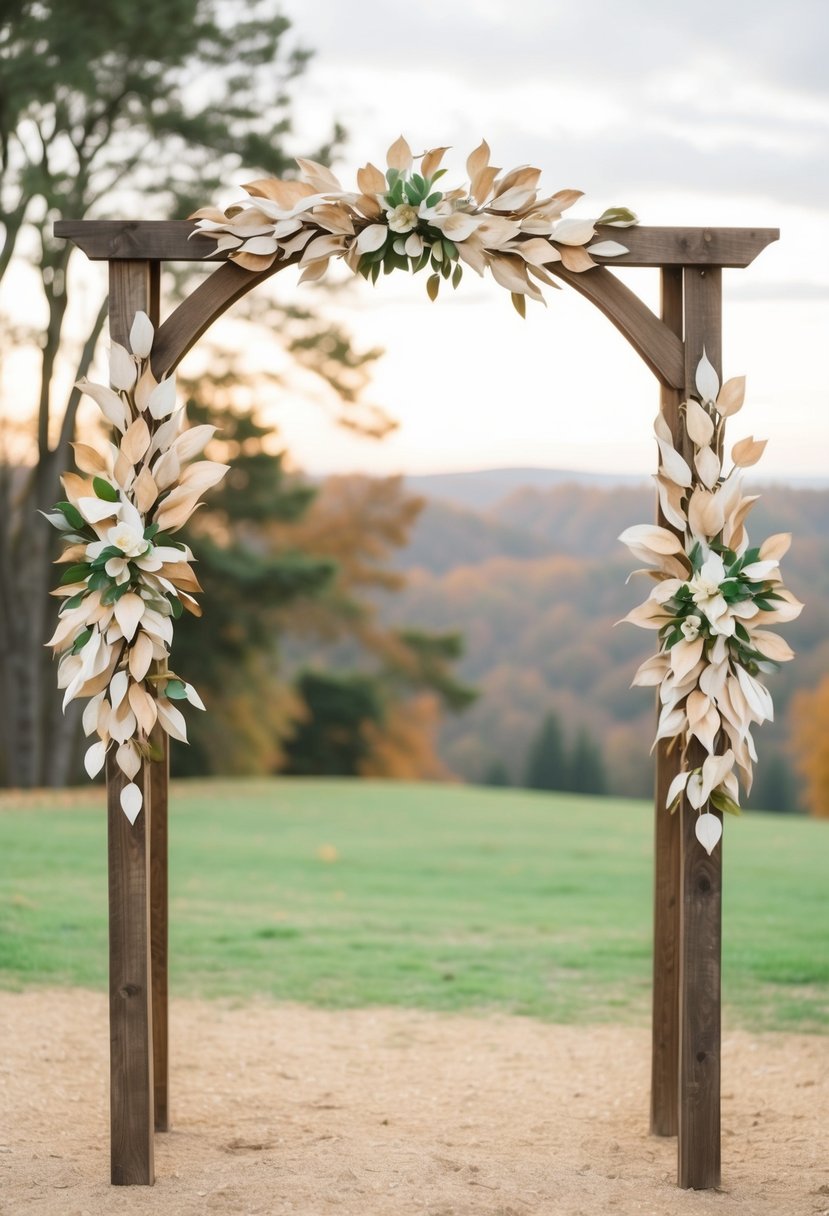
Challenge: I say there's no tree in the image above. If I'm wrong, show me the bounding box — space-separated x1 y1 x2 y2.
564 727 607 796
524 711 568 791
0 2 380 785
282 671 383 777
791 676 829 817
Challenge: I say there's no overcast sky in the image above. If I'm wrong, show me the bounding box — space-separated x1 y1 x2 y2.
217 0 829 477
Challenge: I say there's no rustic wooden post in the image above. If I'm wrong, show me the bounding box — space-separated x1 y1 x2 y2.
677 267 723 1189
650 266 684 1137
149 724 169 1132
107 259 161 1184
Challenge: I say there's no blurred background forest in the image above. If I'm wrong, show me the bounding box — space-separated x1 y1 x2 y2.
1 1 827 815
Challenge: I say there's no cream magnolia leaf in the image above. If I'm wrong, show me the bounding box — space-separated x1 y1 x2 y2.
128 632 154 682
77 380 129 433
116 741 141 781
129 311 155 359
110 343 137 391
147 377 177 420
695 349 719 404
695 812 722 855
120 782 143 824
694 444 721 489
84 739 108 778
114 593 145 642
72 443 109 476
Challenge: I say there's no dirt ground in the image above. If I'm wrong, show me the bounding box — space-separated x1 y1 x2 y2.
1 990 828 1216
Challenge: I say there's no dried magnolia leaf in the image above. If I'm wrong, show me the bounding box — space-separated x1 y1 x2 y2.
121 416 151 464
732 435 768 467
716 375 745 417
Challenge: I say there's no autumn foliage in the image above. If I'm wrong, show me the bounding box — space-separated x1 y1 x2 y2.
791 677 829 817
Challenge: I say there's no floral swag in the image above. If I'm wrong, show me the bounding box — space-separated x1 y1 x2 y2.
620 355 802 854
190 136 638 313
46 312 228 823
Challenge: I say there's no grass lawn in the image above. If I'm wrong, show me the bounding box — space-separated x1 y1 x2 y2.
1 779 826 1031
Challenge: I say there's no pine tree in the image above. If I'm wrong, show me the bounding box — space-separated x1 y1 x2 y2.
524 712 568 791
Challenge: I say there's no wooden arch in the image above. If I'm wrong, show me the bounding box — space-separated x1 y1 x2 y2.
56 217 778 1192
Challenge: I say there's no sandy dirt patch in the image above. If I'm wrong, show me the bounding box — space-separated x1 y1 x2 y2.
1 989 827 1215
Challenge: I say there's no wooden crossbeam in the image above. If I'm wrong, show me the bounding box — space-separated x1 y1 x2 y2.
54 219 778 268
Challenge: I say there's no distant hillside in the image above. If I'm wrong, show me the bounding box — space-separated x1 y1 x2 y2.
380 477 827 809
405 467 648 511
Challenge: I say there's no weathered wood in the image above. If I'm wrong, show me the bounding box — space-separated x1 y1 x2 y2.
677 267 723 1190
107 260 160 1184
149 724 169 1133
650 266 683 1137
107 753 154 1185
151 259 286 377
550 264 685 389
54 219 779 268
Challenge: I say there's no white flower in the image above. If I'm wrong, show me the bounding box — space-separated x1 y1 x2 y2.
108 522 150 559
688 553 733 630
387 203 419 233
680 614 702 641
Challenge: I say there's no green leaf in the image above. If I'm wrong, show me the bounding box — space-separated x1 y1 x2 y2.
55 501 85 531
101 581 131 605
170 595 184 619
60 563 89 585
385 168 400 189
88 570 111 592
442 238 458 261
426 273 440 302
710 789 741 817
370 262 381 284
64 591 86 610
430 168 448 183
93 476 119 502
425 191 443 208
164 678 188 699
452 263 463 289
70 627 92 655
144 523 160 541
511 292 526 319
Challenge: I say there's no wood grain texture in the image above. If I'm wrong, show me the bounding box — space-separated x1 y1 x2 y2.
650 266 683 1138
55 219 779 267
107 754 154 1185
149 725 169 1133
107 259 161 1183
677 267 723 1190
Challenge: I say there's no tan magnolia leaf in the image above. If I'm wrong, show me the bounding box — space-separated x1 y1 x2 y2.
155 697 188 743
233 250 277 272
356 163 386 195
173 424 216 463
694 444 721 489
153 447 181 491
684 398 715 447
687 487 724 539
732 436 768 468
162 561 203 594
421 146 450 179
133 466 159 514
128 682 158 735
759 532 792 561
716 375 746 417
353 193 383 220
179 460 229 493
470 165 500 205
466 139 491 180
295 157 342 191
116 740 142 781
386 135 413 172
153 491 203 534
670 636 705 682
71 443 109 476
749 629 795 663
128 631 155 682
242 177 315 207
557 244 595 273
121 416 151 464
113 450 135 491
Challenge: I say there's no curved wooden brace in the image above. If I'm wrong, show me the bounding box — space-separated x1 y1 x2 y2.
151 258 294 377
547 265 685 389
153 256 685 389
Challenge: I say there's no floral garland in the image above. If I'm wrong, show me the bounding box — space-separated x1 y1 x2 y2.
45 312 228 822
190 137 637 314
620 355 802 854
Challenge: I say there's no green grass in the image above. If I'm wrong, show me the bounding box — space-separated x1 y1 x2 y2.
1 779 826 1031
